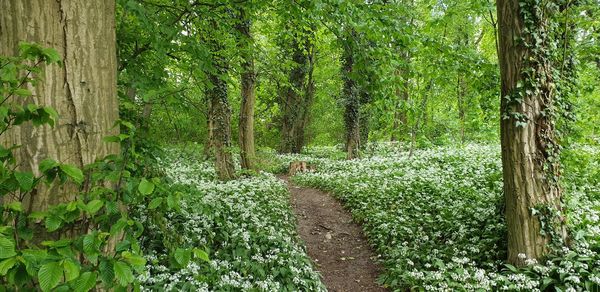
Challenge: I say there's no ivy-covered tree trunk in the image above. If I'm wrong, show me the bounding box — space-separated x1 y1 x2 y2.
279 30 315 154
237 8 256 169
0 0 119 211
206 67 236 180
497 0 567 266
391 51 410 142
342 35 361 160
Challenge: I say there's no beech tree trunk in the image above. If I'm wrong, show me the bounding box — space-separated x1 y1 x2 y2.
497 0 567 266
0 0 119 212
237 8 256 169
279 29 315 154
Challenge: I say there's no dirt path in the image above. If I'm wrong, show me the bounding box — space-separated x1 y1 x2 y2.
282 177 388 292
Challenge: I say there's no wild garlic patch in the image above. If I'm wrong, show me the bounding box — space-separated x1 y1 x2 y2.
291 143 600 291
135 150 325 291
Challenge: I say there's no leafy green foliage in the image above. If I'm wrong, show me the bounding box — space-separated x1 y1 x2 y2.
0 44 205 291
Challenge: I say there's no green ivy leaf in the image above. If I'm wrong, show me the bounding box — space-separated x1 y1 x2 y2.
0 257 18 275
38 261 63 292
72 271 97 292
59 164 84 184
0 237 17 258
137 178 154 195
113 261 134 287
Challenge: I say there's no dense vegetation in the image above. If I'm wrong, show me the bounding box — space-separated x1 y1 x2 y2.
1 0 599 291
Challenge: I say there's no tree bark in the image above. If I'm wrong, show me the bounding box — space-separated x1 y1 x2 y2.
457 75 467 144
0 0 119 212
342 33 360 160
206 67 236 180
391 51 411 142
237 8 256 169
497 0 567 266
279 29 315 154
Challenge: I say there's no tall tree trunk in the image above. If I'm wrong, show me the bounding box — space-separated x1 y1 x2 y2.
237 8 256 169
0 0 119 212
497 0 567 266
279 29 315 154
391 49 411 142
206 67 236 180
342 33 360 160
457 75 467 144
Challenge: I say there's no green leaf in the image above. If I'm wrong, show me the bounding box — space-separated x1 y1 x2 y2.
43 107 59 127
174 248 191 267
45 215 62 232
0 257 18 275
42 47 61 63
59 164 84 184
62 259 80 282
39 158 59 173
14 88 32 97
147 197 163 209
0 237 17 258
38 261 63 292
137 178 154 195
72 271 97 292
193 248 209 262
14 171 34 191
113 261 134 287
5 201 23 212
121 251 146 267
85 200 104 215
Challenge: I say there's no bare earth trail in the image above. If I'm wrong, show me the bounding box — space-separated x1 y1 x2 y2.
281 177 388 292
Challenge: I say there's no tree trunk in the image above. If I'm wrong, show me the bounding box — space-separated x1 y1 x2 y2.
391 51 410 142
457 75 467 144
206 68 236 180
0 0 119 212
279 29 315 154
342 33 360 160
237 8 256 169
497 0 567 266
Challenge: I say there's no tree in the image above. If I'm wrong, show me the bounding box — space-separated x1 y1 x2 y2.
0 0 119 211
237 7 257 170
496 0 569 266
279 27 315 154
205 36 236 180
341 29 361 160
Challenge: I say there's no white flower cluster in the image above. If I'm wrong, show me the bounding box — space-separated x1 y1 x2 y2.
136 149 326 291
289 143 600 291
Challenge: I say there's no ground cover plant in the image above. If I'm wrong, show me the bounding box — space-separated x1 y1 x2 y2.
135 148 325 291
292 143 600 291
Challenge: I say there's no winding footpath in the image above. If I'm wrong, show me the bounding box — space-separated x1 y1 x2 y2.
282 177 388 292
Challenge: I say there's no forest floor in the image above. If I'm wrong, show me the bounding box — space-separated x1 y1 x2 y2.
281 176 388 292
